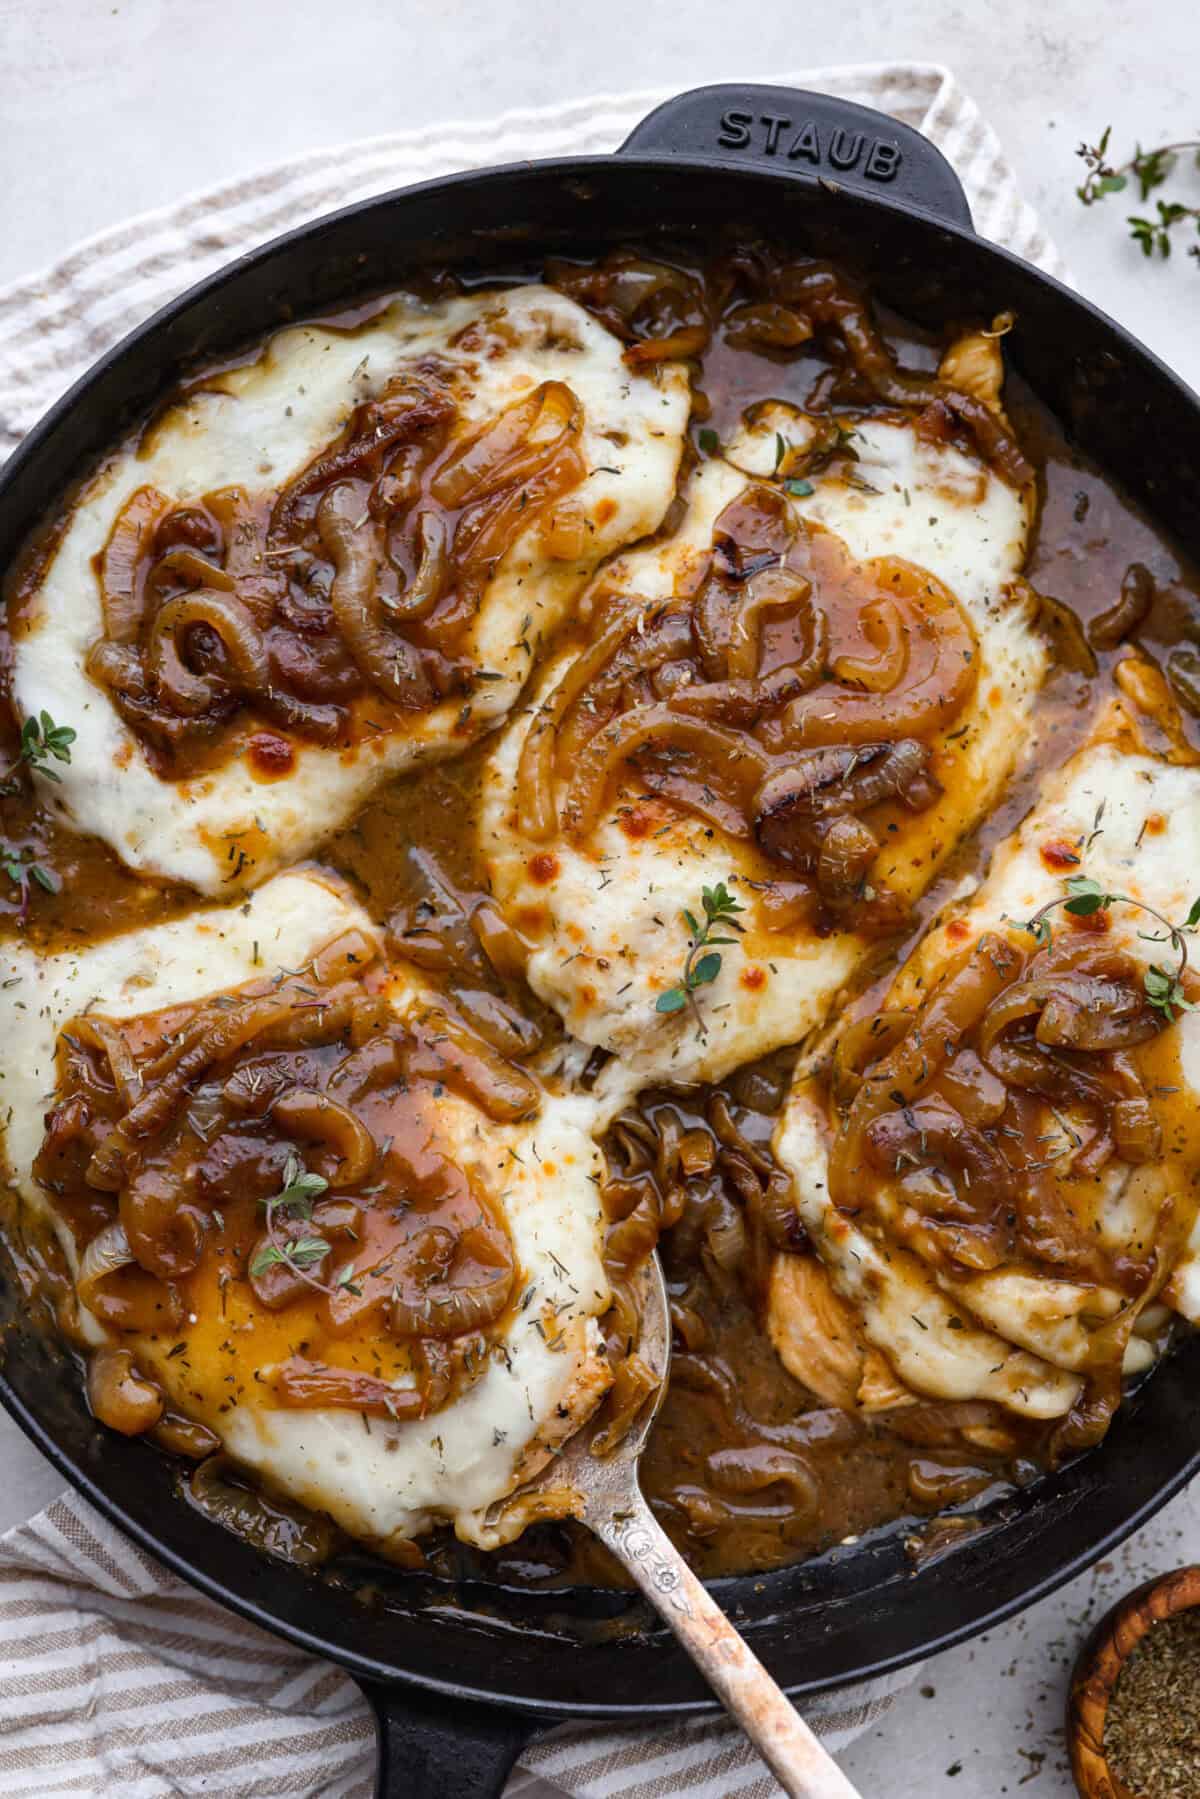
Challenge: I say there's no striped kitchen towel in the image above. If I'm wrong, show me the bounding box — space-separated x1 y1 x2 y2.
0 63 1062 1797
0 1493 915 1798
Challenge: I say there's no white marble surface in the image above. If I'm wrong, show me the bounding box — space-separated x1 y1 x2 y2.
4 3 1200 1794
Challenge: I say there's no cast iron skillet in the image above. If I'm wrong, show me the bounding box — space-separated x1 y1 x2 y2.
3 82 1200 1799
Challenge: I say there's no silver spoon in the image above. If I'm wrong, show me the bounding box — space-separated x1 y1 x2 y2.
506 1256 864 1799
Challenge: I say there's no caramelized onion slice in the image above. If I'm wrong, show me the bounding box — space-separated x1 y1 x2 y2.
389 1221 515 1340
120 1168 206 1281
318 483 432 707
836 934 1021 1137
705 1445 819 1515
98 485 170 643
771 560 978 748
70 1016 141 1110
147 547 235 596
150 1413 221 1460
562 703 769 841
446 409 585 633
188 1454 339 1564
470 898 531 983
830 595 908 693
85 991 299 1193
771 260 1033 487
387 509 448 621
402 1009 540 1122
146 589 269 715
272 1088 376 1187
515 595 642 840
591 1354 660 1457
817 813 879 900
77 1222 185 1333
865 1093 1011 1198
431 381 580 507
269 1356 431 1419
625 326 708 365
1113 1094 1163 1163
547 256 710 361
1089 562 1154 649
1024 580 1097 677
725 564 813 681
980 969 1159 1060
87 1347 164 1436
270 376 455 543
754 739 934 875
723 300 814 349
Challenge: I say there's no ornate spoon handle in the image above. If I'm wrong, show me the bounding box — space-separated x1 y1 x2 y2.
587 1488 864 1799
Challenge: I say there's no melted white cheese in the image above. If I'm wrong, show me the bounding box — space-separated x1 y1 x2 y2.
481 414 1044 1096
13 286 689 895
0 872 611 1550
729 407 1031 610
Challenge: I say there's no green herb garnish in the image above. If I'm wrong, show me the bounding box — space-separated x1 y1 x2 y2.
1077 127 1200 262
261 1154 329 1219
2 846 58 921
656 880 746 1035
250 1236 329 1278
250 1154 334 1284
1012 875 1200 1022
0 712 77 795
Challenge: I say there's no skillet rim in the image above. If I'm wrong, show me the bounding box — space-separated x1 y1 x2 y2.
4 1361 1200 1718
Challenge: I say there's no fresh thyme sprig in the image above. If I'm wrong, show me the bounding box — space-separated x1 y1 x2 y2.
655 881 746 1035
2 846 58 923
250 1154 337 1289
0 712 77 796
1076 126 1200 262
1012 874 1200 1023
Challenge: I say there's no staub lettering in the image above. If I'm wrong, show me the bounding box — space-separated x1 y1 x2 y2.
716 108 902 182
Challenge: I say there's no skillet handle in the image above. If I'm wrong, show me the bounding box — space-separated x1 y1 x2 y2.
359 1678 542 1798
619 83 973 230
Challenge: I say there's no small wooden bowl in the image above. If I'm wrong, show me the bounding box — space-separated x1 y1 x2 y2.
1067 1563 1200 1797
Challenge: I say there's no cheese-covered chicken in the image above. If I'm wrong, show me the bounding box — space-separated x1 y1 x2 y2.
2 871 611 1552
480 337 1044 1096
10 286 689 894
772 673 1200 1441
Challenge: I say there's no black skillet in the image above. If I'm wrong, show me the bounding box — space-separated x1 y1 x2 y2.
3 82 1200 1799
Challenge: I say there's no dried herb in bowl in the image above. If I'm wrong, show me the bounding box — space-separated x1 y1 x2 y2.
1104 1608 1200 1798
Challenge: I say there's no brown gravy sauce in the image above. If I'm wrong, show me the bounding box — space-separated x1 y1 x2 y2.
4 254 1200 1589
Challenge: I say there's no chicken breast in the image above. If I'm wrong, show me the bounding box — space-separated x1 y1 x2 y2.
11 286 689 895
1 870 612 1552
772 676 1200 1426
480 363 1044 1098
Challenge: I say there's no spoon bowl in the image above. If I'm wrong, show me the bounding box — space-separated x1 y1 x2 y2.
505 1253 863 1799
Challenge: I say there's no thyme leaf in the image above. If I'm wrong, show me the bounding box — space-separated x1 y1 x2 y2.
656 880 745 1035
250 1236 329 1278
2 845 58 922
0 711 76 795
